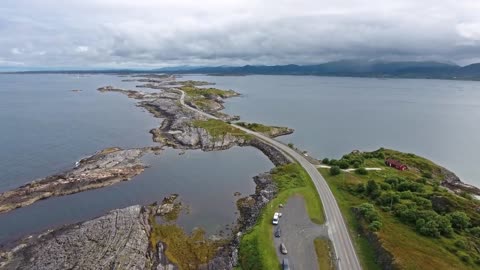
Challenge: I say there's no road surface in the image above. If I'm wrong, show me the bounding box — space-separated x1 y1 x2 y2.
177 89 362 270
274 196 328 270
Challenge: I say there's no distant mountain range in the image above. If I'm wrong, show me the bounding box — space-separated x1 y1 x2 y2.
8 60 480 80
156 60 480 80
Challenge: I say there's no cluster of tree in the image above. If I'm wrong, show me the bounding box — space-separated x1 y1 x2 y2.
322 149 385 170
353 177 476 238
355 203 383 232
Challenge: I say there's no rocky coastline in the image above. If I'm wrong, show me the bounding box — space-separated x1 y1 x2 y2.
0 147 161 214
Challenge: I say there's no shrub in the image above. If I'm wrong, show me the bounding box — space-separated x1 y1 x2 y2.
357 203 380 223
468 226 480 238
355 167 368 175
330 166 341 176
454 239 467 249
448 211 470 230
366 180 379 195
457 251 471 263
422 171 433 179
417 219 440 237
355 183 366 193
338 160 349 169
287 143 294 148
322 158 329 165
399 191 414 200
380 182 391 190
376 191 400 207
368 220 383 232
353 161 361 168
329 159 338 166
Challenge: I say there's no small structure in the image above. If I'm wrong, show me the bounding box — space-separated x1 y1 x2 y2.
385 159 408 171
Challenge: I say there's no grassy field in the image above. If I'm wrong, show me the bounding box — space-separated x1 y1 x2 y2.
318 148 480 270
314 238 335 270
238 163 325 269
192 119 253 141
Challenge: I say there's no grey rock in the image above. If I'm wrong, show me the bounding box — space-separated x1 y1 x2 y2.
0 206 151 270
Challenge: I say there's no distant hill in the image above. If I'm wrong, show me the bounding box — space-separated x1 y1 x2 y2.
158 60 480 80
8 60 480 80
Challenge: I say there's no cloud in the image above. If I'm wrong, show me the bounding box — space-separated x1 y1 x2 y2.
1 0 480 69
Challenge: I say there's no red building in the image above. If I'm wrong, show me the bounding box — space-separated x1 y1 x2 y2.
385 159 408 171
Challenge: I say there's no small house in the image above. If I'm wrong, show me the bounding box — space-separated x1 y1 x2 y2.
385 159 408 171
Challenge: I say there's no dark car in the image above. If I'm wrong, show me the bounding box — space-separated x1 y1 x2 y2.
282 258 290 270
275 227 281 237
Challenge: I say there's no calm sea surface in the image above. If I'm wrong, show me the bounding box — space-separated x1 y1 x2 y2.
184 75 480 186
0 74 273 243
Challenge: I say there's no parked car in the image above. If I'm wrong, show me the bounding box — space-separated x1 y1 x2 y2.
282 258 290 270
272 212 280 225
275 227 281 237
280 243 288 254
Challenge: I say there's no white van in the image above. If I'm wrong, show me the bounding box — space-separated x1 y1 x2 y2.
272 212 280 225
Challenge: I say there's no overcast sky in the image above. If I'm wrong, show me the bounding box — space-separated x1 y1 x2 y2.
1 0 480 69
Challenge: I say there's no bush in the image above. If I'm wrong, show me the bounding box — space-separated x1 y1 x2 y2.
322 158 329 165
330 166 341 176
468 226 480 238
457 251 471 263
355 183 366 193
355 167 368 175
357 203 380 223
454 239 467 249
376 191 400 207
448 211 470 230
329 159 338 166
353 161 361 168
287 143 294 148
380 182 391 190
368 220 383 232
366 180 379 195
417 219 440 237
422 171 433 179
338 160 349 169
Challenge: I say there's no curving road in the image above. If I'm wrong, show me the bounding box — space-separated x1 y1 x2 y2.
177 89 362 270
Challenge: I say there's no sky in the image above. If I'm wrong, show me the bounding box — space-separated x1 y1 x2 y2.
1 0 480 70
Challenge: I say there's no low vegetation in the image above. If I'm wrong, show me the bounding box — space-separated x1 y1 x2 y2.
179 84 238 113
319 148 480 269
192 119 253 141
238 163 325 269
235 122 293 137
149 215 225 270
314 238 335 270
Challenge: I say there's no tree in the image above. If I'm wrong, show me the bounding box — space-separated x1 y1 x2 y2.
322 158 330 165
376 191 400 207
330 166 341 176
355 167 368 175
448 211 470 230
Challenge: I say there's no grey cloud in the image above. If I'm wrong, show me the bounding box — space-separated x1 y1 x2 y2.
0 0 480 69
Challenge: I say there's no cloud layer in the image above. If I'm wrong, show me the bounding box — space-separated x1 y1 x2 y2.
1 0 480 69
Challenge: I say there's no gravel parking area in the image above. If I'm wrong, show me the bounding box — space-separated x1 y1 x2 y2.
273 196 328 270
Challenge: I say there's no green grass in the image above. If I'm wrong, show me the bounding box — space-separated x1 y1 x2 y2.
192 119 253 141
180 85 238 98
238 163 325 269
314 238 335 270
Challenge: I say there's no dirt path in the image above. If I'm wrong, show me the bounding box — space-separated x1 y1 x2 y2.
273 196 328 270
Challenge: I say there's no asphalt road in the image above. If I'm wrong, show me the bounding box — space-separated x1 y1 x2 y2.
274 196 328 270
177 89 362 270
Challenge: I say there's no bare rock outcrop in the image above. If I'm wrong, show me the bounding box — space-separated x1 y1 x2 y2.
0 147 156 213
0 205 151 270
